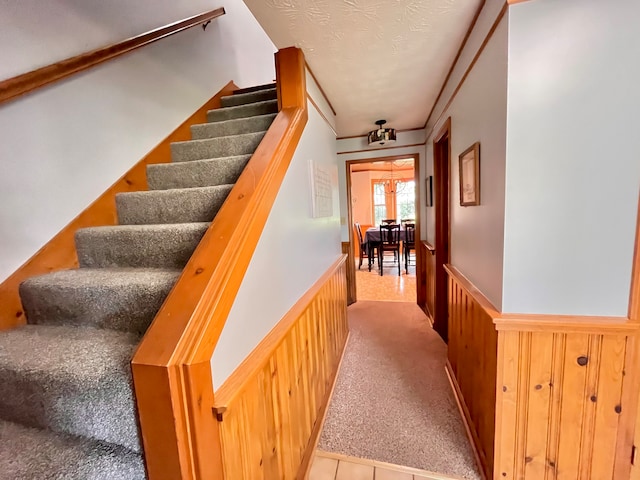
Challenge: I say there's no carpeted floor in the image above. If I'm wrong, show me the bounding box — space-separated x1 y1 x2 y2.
318 301 480 480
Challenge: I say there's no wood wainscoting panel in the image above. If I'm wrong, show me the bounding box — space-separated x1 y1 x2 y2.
342 242 357 306
213 256 349 480
446 265 499 479
494 320 637 480
0 81 236 331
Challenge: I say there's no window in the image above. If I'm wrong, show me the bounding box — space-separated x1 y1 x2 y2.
395 180 415 221
371 178 415 224
372 182 387 225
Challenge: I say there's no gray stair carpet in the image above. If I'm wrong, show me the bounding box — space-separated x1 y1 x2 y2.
0 83 277 479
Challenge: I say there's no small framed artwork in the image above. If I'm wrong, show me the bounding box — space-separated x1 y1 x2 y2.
458 142 480 206
425 175 433 207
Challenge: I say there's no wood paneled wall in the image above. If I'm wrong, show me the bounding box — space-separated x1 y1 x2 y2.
494 317 639 480
213 256 349 479
446 265 499 479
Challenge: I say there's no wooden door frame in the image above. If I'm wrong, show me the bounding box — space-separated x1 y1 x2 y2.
433 118 451 342
345 154 421 302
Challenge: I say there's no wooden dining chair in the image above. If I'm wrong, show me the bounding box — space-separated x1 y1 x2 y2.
378 223 401 276
404 223 416 274
355 223 376 270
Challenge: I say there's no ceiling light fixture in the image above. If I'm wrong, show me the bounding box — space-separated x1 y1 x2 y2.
368 119 396 146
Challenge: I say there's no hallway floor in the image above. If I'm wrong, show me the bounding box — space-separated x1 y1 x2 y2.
355 259 416 303
309 450 465 480
317 301 479 480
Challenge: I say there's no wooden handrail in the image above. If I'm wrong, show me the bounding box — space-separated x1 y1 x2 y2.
131 47 307 480
0 8 225 105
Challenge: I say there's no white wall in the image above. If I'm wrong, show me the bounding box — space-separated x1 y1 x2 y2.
212 99 341 387
425 14 508 310
502 0 640 316
0 0 276 281
337 130 426 241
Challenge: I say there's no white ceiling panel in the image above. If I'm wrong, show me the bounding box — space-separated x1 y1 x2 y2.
243 0 482 137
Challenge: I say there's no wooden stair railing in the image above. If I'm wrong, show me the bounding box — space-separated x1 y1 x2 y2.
131 47 308 480
0 8 225 105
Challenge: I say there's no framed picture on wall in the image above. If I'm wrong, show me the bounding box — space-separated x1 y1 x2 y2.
425 175 433 207
459 142 480 206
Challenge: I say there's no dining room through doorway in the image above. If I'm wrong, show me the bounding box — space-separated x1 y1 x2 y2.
348 156 418 303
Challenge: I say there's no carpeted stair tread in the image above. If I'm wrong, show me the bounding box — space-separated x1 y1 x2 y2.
206 99 278 123
0 420 145 480
220 88 277 108
233 82 276 95
20 268 181 334
171 131 267 163
147 154 251 190
116 184 234 225
190 113 277 140
0 325 140 452
75 222 209 269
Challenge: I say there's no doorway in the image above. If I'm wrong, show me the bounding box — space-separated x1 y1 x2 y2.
433 118 451 342
346 154 421 303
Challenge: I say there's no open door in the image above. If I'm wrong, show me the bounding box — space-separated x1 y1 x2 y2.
433 118 451 342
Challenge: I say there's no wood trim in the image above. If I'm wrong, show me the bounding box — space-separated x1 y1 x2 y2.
0 80 237 331
307 93 337 136
625 194 640 480
296 331 350 480
433 118 452 341
426 3 507 141
212 257 349 479
507 0 532 4
444 264 500 318
629 194 640 322
423 241 436 254
495 314 638 334
305 62 337 116
0 8 225 105
337 142 426 155
423 0 486 129
445 361 488 480
131 47 308 480
342 243 357 306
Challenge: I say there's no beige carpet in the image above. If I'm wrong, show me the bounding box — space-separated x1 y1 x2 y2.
318 301 480 480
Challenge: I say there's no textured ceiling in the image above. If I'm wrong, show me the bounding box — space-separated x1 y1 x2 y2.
242 0 482 137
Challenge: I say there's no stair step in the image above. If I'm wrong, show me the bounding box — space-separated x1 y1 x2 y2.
20 268 180 334
0 420 145 480
171 131 266 163
147 154 251 190
206 100 278 123
0 325 140 452
233 82 276 95
116 184 233 225
220 88 277 108
75 222 209 269
191 113 277 140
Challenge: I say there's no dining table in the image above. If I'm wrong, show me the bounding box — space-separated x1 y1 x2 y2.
364 226 407 271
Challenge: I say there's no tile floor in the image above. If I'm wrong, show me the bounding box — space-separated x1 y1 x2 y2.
309 451 464 480
355 258 416 303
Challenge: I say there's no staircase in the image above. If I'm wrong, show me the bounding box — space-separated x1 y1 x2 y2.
0 84 278 479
